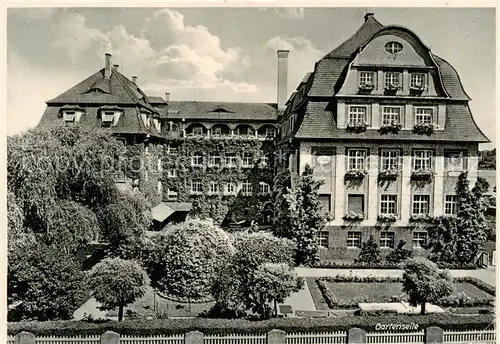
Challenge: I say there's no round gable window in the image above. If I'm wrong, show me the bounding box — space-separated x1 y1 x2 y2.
385 41 403 54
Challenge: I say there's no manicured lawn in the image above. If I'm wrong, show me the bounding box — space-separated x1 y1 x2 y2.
306 278 494 311
106 286 215 319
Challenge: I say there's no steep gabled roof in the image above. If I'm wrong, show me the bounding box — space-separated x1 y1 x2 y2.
47 68 158 114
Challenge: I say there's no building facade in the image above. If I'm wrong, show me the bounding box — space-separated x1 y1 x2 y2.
38 13 489 257
277 13 489 259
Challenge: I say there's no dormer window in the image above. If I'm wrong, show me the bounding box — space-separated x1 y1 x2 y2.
359 71 375 87
141 113 150 129
384 72 401 89
102 111 120 127
60 105 84 123
265 127 277 138
63 111 76 123
152 118 161 132
410 73 427 90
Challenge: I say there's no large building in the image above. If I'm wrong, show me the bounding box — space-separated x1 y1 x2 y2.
277 13 489 259
38 13 489 258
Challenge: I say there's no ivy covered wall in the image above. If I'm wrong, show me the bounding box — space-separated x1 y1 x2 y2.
130 137 275 226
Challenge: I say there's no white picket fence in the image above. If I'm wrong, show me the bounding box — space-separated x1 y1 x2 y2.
36 336 100 344
204 333 266 344
121 334 184 344
366 331 424 344
443 329 496 344
286 331 347 344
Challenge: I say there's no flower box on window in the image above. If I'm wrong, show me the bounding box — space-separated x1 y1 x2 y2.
346 122 368 133
409 214 432 222
377 213 397 222
358 83 375 94
410 83 427 95
343 211 365 221
384 83 400 95
345 170 367 179
413 123 435 135
378 169 400 179
411 169 434 180
379 122 402 134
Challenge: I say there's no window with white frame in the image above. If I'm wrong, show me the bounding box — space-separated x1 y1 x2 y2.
445 195 460 215
242 153 253 167
382 107 401 125
209 181 219 194
191 154 203 166
265 127 277 137
167 169 177 178
347 231 362 248
241 182 252 195
347 149 367 171
141 113 150 128
102 111 119 126
317 231 329 248
212 126 222 136
415 108 433 124
259 182 271 194
192 126 204 136
63 111 76 123
225 182 236 195
359 71 375 86
384 72 400 88
385 42 403 54
412 195 430 215
191 180 203 194
380 194 397 215
413 150 433 170
380 232 395 249
380 149 400 170
209 154 222 166
167 188 178 201
225 154 238 167
410 73 426 88
445 150 465 172
348 107 367 125
413 231 428 248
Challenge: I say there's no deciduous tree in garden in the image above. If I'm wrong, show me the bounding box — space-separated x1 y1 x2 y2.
355 234 381 264
402 258 453 315
87 258 149 321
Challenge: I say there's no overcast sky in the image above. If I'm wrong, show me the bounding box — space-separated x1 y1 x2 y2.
7 7 496 148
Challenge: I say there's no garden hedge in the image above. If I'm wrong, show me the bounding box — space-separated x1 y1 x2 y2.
311 261 477 270
7 314 495 336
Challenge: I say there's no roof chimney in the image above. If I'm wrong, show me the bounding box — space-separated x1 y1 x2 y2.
104 53 112 79
364 12 374 22
132 76 137 85
165 92 170 103
277 50 289 111
113 64 119 72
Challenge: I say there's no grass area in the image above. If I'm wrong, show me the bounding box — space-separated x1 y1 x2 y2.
306 278 494 311
106 286 215 319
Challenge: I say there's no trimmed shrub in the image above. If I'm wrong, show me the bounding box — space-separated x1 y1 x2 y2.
315 280 337 308
7 315 494 336
311 261 476 270
453 277 495 296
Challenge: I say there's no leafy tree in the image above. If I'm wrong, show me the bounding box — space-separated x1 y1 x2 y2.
87 258 149 321
44 200 99 255
212 231 299 319
402 257 453 315
427 172 488 265
385 240 413 264
144 219 234 301
355 234 381 264
8 242 86 321
272 165 327 266
250 263 303 318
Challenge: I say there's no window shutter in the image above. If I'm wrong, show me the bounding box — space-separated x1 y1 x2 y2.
348 195 364 214
344 153 349 170
365 150 370 171
431 151 436 170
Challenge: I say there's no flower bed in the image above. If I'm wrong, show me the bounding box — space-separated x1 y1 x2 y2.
413 123 434 135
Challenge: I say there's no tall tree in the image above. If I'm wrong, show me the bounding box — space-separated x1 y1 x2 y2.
8 242 86 321
271 169 296 239
87 258 149 321
355 234 381 264
402 258 453 315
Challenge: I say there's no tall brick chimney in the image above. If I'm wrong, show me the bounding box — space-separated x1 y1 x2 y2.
277 50 289 111
104 53 112 79
364 12 374 22
132 76 137 85
165 92 170 102
113 64 119 72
